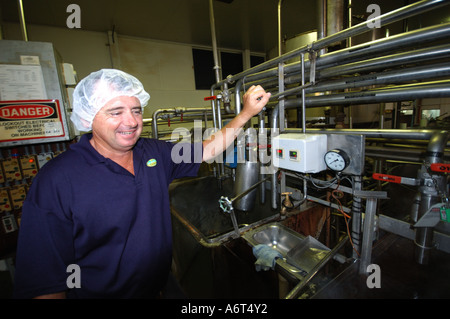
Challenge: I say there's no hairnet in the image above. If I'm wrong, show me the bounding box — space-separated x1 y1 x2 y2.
70 69 150 131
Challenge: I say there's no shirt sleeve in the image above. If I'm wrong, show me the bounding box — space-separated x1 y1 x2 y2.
167 141 203 181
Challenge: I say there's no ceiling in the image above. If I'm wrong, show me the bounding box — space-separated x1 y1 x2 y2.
0 0 446 53
0 0 319 53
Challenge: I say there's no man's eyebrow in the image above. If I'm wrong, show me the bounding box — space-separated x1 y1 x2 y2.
105 105 141 112
105 106 125 112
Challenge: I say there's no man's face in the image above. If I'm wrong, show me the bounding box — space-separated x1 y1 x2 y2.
91 95 143 153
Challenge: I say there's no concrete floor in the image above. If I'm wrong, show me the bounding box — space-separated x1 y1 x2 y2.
173 228 450 299
312 233 450 299
2 230 450 299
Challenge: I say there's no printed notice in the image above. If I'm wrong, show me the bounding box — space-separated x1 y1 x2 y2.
0 64 47 101
0 100 65 142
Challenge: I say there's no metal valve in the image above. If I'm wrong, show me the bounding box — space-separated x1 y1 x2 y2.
219 196 233 214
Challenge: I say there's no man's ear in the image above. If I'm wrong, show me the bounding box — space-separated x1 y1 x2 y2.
80 118 92 131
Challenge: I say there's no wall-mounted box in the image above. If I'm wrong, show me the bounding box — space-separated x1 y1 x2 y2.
272 133 328 173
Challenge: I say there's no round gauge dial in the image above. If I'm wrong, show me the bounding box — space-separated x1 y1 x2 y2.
324 149 350 171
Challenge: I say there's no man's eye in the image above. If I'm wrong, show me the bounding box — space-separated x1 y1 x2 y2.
110 112 122 116
132 109 143 115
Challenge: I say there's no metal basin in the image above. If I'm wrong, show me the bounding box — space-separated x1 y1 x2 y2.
242 222 308 280
248 223 305 256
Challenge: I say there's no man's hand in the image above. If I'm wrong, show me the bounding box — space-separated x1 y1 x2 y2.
202 85 270 162
240 85 271 120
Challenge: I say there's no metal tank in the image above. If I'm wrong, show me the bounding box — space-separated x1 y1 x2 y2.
233 128 260 211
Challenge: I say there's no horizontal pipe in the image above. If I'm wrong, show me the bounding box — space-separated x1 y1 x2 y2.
272 61 450 100
238 24 450 108
318 44 450 79
230 177 271 203
285 127 448 141
365 146 425 162
278 80 450 109
151 107 213 139
310 0 447 52
215 0 448 87
243 22 450 86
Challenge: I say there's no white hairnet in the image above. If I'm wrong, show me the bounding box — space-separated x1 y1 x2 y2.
70 69 150 131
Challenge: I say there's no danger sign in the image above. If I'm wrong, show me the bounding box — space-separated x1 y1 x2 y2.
0 100 65 142
0 104 55 120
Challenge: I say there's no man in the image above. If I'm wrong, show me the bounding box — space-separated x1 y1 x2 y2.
13 69 270 298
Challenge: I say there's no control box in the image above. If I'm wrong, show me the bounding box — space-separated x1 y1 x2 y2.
272 133 327 173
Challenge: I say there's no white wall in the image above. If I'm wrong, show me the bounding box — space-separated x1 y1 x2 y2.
112 35 210 111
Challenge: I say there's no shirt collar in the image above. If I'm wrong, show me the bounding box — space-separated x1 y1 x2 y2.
70 133 144 166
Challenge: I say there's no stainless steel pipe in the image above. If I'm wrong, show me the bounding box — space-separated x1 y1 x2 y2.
414 130 449 264
242 22 450 88
17 0 28 41
215 0 448 88
151 107 212 139
279 81 450 109
318 44 450 79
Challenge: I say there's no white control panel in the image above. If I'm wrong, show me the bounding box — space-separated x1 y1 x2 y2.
272 133 327 173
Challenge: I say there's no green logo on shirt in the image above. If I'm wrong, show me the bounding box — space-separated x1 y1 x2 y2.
146 158 157 167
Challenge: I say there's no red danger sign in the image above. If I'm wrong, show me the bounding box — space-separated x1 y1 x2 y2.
0 104 55 120
0 100 65 142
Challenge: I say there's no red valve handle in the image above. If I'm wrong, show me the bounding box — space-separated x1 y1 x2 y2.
204 96 217 101
430 163 450 173
372 173 402 183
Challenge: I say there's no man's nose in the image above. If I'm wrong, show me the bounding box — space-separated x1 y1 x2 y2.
123 110 139 127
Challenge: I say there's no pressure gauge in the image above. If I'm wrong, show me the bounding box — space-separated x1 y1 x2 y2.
324 149 350 172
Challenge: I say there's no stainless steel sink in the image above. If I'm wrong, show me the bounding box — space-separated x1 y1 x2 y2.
243 221 349 298
246 222 305 256
242 222 308 280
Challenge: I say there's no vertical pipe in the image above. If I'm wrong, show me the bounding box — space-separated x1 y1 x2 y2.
209 0 221 84
152 110 161 139
208 0 219 130
216 97 225 178
278 63 285 131
301 53 306 133
234 80 243 115
209 0 227 183
278 0 284 56
351 176 363 259
276 55 285 211
210 86 218 129
327 0 345 40
317 0 326 41
414 130 449 264
234 129 260 211
359 198 378 274
270 106 279 210
347 0 353 128
347 0 352 47
259 112 266 204
17 0 28 41
379 103 385 129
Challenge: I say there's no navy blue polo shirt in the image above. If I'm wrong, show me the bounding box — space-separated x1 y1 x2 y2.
13 134 202 298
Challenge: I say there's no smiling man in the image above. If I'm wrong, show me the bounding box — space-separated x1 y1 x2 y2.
13 69 270 299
